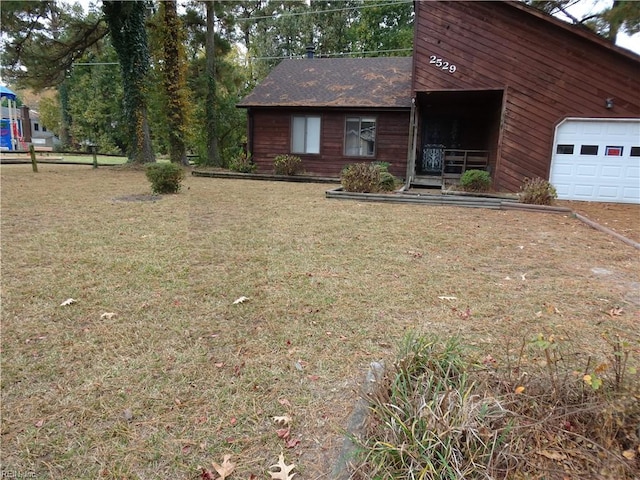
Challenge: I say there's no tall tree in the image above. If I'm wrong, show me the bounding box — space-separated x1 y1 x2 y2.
159 0 189 165
205 0 219 166
102 0 155 164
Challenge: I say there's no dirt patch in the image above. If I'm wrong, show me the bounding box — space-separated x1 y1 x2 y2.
559 200 640 244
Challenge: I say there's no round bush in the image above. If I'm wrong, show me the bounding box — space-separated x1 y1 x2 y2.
145 162 185 194
519 177 557 205
460 169 492 192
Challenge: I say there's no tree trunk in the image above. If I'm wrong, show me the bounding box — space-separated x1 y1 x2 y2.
205 0 219 166
103 0 155 164
161 0 189 165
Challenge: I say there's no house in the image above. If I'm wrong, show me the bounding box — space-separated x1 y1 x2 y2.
238 1 640 203
1 85 56 151
237 56 412 179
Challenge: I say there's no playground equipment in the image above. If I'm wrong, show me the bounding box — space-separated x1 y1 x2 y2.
1 85 25 151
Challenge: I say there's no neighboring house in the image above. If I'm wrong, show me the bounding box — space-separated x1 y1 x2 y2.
238 1 640 203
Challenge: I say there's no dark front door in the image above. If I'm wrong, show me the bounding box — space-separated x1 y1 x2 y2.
418 117 461 175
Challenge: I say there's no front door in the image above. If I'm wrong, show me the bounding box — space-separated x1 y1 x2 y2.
418 117 461 175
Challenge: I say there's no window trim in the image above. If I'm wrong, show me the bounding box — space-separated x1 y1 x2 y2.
291 115 321 155
344 115 377 157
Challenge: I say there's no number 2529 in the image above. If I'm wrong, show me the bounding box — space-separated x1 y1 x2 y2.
429 55 457 73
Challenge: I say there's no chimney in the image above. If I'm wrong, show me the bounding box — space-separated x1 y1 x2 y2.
305 44 315 59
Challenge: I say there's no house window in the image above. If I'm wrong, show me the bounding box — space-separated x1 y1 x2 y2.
630 147 640 157
42 126 47 132
291 116 321 154
605 146 623 156
33 123 40 132
556 144 574 154
580 145 598 155
345 117 376 157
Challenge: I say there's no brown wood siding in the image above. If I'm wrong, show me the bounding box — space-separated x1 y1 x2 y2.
413 1 640 192
249 108 410 178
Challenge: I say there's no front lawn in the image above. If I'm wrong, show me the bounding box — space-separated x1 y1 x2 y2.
1 164 638 479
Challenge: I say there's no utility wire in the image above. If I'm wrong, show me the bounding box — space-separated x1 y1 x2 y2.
234 0 412 22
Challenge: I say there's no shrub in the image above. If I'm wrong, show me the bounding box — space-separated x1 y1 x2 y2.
229 151 256 173
519 177 557 205
460 169 492 192
145 162 185 194
273 154 302 175
341 162 399 193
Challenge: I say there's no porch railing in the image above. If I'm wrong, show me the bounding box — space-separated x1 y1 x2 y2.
443 149 489 177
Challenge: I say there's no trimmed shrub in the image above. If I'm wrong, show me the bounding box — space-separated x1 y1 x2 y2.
273 154 302 175
519 177 557 205
145 162 185 194
460 169 492 192
341 162 398 193
229 151 256 173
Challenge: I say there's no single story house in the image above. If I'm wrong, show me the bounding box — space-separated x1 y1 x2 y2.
238 1 640 203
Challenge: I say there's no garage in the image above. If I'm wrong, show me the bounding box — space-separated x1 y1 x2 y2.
550 118 640 204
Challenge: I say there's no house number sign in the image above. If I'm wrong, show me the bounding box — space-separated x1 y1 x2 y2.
429 55 457 73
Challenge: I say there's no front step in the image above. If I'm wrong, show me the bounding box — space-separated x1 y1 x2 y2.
412 175 442 187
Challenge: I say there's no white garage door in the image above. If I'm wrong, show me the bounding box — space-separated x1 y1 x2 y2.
550 118 640 204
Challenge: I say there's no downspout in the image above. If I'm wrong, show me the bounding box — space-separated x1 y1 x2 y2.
404 97 418 189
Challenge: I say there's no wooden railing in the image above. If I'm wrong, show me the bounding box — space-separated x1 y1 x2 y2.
443 149 489 177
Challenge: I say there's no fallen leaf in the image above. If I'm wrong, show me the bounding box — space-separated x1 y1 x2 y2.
276 427 290 439
60 298 76 306
34 419 44 428
537 449 567 461
230 417 237 426
100 312 116 319
285 437 301 449
515 386 525 394
268 453 296 480
273 415 292 426
278 398 292 408
233 296 249 305
622 449 635 460
212 454 235 479
609 307 624 317
438 296 457 300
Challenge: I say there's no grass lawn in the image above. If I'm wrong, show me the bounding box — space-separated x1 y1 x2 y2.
1 164 638 479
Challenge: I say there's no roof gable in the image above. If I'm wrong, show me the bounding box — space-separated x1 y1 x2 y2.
238 57 412 109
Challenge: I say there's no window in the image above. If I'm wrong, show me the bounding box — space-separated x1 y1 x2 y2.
345 117 376 156
33 123 39 132
630 147 640 157
580 145 598 155
605 146 623 156
291 116 321 154
556 144 574 154
42 126 47 132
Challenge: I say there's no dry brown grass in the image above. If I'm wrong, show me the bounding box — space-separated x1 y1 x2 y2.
1 164 638 479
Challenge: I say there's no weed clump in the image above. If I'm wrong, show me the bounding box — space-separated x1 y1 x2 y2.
273 154 302 175
341 162 398 193
460 169 492 192
519 177 557 205
229 151 256 173
353 332 639 480
145 162 185 194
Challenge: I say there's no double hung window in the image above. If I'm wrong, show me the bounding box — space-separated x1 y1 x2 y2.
345 117 376 157
291 116 321 154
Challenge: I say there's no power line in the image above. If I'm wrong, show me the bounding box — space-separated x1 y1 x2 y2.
234 0 412 22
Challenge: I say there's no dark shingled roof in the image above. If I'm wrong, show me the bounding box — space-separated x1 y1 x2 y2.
237 57 412 108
